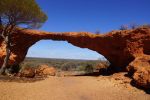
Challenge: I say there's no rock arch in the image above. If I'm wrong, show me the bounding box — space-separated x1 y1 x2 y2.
0 27 150 72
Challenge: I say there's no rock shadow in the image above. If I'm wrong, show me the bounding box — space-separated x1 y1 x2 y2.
124 73 150 94
0 75 45 83
130 80 150 94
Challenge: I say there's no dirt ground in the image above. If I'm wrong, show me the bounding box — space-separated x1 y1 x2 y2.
0 73 149 100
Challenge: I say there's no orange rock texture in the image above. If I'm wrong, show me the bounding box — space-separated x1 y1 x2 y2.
127 55 150 89
0 27 150 70
36 65 56 76
0 27 150 88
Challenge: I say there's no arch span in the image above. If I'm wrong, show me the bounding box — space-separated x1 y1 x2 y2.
0 28 150 71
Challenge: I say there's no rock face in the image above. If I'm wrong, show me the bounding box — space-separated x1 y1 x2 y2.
127 55 150 89
0 27 150 88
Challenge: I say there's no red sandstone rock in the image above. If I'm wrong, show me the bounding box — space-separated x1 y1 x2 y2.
19 67 36 78
0 27 150 88
127 55 150 89
36 65 56 76
0 27 150 71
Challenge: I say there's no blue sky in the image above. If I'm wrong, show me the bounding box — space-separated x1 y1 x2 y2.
27 0 150 60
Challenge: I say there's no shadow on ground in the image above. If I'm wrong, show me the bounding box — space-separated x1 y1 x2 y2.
72 68 115 77
73 72 104 77
0 75 45 83
130 80 150 94
124 73 150 94
73 71 150 94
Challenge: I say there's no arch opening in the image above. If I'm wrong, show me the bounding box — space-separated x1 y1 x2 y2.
21 40 110 76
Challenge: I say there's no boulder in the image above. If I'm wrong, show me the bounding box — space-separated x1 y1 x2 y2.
127 55 150 89
36 65 56 76
19 67 35 78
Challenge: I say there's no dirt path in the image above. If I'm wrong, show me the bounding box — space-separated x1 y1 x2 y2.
0 75 149 100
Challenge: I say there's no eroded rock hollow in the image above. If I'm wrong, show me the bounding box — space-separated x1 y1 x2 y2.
0 27 150 88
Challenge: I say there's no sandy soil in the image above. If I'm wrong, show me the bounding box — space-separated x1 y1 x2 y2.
0 73 149 100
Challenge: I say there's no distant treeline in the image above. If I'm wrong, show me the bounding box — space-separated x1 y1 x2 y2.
20 57 109 73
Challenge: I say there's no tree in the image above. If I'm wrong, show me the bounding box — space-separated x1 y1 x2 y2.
0 0 47 75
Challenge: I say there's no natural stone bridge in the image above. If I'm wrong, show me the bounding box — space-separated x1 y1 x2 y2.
0 27 150 70
0 27 150 88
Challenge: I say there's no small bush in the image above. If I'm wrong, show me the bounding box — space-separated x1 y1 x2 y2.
77 66 86 71
85 64 93 73
77 64 93 73
120 25 128 30
10 64 21 74
130 23 138 29
95 30 101 35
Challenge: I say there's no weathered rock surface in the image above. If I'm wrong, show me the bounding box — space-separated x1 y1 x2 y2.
19 67 36 78
0 27 150 88
36 65 56 76
127 55 150 89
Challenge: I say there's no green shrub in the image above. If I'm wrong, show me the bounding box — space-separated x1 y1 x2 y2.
10 64 21 74
77 65 86 71
77 64 93 73
85 64 93 73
